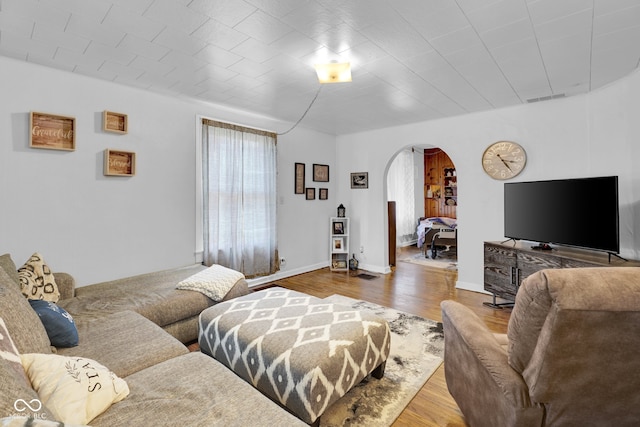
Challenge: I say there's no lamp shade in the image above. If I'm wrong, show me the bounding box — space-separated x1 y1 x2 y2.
314 62 352 84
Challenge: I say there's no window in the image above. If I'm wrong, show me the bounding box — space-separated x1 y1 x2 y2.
201 119 278 277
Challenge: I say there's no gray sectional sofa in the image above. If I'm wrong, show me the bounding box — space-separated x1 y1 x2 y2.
0 253 306 426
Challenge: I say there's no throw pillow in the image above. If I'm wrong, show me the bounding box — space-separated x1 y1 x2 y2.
28 300 79 348
18 253 60 302
20 353 129 425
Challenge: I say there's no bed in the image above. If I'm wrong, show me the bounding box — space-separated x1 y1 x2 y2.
417 217 457 259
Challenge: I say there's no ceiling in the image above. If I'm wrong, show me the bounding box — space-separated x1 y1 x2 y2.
1 0 639 135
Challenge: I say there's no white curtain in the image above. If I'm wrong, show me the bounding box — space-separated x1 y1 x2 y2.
387 149 417 245
202 120 278 277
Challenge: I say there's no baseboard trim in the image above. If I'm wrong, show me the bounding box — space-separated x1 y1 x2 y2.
246 262 329 288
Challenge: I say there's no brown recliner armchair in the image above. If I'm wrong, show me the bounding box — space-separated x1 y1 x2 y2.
441 267 640 426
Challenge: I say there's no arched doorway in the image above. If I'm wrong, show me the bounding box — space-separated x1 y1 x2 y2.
385 146 457 266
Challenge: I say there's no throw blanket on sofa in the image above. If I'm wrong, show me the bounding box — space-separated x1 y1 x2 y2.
176 265 245 301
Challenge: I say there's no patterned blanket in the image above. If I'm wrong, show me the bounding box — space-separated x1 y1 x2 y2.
176 264 245 301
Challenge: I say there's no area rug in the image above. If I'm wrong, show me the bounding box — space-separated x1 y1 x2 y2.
400 252 458 270
319 295 444 427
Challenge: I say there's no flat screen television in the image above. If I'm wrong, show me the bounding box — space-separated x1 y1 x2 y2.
504 176 619 253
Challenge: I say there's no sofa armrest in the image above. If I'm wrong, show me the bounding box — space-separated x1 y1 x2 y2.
440 300 543 427
54 272 76 300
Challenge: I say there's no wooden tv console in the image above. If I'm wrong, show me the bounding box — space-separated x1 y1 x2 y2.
483 241 639 308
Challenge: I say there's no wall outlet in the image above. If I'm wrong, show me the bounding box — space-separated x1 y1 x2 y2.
360 246 364 253
280 257 286 266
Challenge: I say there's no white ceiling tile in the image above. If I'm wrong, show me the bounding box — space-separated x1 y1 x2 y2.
429 26 482 55
48 0 111 23
135 71 178 90
66 14 125 48
395 3 468 40
465 0 529 34
187 0 257 28
231 37 280 63
195 44 243 68
527 0 593 25
309 22 367 55
152 27 207 56
245 0 313 18
74 65 117 81
479 19 534 50
102 4 165 41
228 58 273 78
32 22 90 53
594 0 640 16
129 55 175 77
143 0 208 34
159 50 207 72
1 0 69 32
533 9 593 43
280 3 338 38
0 30 56 59
191 19 249 51
85 41 136 66
340 40 389 68
269 31 322 59
0 10 34 38
54 47 104 70
117 34 170 61
28 52 75 72
594 4 640 36
359 19 433 60
232 10 293 45
99 60 145 80
109 0 155 16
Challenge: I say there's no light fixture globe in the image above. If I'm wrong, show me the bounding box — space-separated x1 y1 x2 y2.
314 62 352 84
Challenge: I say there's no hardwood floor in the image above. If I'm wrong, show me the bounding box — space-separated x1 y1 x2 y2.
267 246 511 427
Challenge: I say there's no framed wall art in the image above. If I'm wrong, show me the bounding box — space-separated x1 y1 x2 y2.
350 172 369 189
294 162 305 194
313 164 329 182
306 187 316 200
103 111 128 134
319 188 328 200
104 149 136 176
332 221 344 234
30 111 76 151
332 237 345 252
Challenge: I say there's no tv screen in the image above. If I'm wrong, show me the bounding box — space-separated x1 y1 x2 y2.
504 176 619 253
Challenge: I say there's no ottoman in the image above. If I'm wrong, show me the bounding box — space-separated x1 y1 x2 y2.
198 287 390 425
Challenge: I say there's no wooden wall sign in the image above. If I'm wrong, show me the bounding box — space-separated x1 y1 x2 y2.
103 111 128 134
104 149 136 176
30 112 76 151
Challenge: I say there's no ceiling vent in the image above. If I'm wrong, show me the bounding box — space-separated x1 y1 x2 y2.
526 93 566 103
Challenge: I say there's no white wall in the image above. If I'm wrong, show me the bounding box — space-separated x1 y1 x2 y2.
0 56 334 286
336 70 640 293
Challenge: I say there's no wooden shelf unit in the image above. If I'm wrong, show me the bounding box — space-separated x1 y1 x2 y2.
424 149 456 218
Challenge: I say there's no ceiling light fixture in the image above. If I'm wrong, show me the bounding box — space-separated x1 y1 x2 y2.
314 62 352 84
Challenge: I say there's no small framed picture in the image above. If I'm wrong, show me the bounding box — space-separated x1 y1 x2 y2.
319 188 328 200
294 162 305 194
332 237 345 252
351 172 369 189
306 188 316 200
332 221 344 235
313 164 329 182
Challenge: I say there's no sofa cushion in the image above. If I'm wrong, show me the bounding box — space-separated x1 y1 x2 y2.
55 310 188 378
0 268 52 354
60 265 222 327
18 253 60 302
0 254 20 287
0 318 30 388
29 300 79 348
89 352 307 427
21 353 129 425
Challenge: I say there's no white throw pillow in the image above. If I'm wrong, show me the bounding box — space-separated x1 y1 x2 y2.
20 353 129 424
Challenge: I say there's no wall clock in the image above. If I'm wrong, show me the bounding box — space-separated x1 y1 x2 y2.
481 141 527 180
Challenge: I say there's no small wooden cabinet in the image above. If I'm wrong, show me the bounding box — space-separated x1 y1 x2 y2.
483 241 636 308
330 217 350 271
